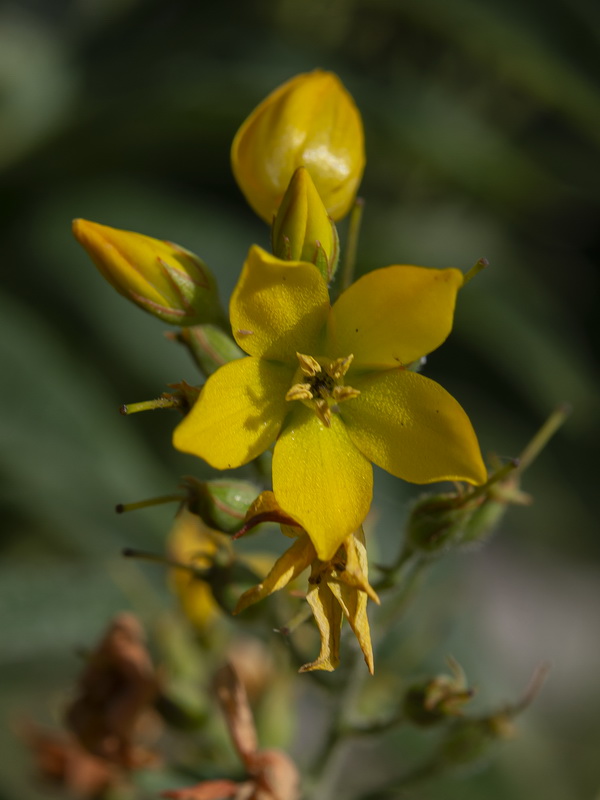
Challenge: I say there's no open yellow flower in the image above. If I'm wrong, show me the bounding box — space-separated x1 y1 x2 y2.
231 70 364 223
173 246 486 560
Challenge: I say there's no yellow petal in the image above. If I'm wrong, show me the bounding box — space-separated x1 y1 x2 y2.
173 357 293 469
340 369 487 485
233 534 316 614
273 404 373 561
299 580 342 673
328 265 463 369
328 579 374 675
231 70 365 223
230 245 329 362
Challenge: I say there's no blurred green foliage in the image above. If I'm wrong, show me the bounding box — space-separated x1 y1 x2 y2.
1 0 599 798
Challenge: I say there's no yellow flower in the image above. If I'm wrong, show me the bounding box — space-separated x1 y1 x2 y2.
234 492 378 674
272 166 340 283
173 245 486 560
72 219 221 326
231 70 364 223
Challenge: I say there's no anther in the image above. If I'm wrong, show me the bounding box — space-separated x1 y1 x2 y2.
296 352 321 376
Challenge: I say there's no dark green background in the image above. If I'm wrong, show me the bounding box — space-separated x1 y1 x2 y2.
1 0 599 798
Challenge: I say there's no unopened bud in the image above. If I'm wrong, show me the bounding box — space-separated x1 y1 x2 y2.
231 70 365 223
407 461 520 553
184 478 259 534
72 219 222 326
438 662 548 769
272 167 340 282
403 658 474 726
406 492 476 554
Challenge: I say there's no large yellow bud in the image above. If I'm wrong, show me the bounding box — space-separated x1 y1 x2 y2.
231 70 365 223
72 219 222 326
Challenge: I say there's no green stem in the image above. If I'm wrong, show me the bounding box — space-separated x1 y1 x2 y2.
373 542 415 592
516 403 571 474
115 493 184 513
338 197 364 293
122 547 207 578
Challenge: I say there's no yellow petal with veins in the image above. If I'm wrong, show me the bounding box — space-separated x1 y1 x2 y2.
230 245 329 362
173 357 293 469
328 265 463 369
273 404 372 560
340 369 487 485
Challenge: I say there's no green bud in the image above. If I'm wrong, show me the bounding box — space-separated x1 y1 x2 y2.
406 492 477 554
184 478 259 534
403 659 474 726
437 662 548 770
271 166 340 282
406 461 523 554
459 496 507 545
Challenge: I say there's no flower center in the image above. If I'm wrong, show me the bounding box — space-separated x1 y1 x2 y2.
285 352 360 427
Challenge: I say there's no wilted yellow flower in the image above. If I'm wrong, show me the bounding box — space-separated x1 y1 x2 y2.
72 219 221 326
234 492 378 674
272 166 339 282
231 70 365 223
167 509 223 630
173 245 486 560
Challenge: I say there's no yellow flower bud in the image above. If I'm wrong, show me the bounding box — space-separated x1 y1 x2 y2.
272 167 340 281
231 69 365 223
72 219 221 326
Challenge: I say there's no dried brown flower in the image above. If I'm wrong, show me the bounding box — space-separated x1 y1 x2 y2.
65 612 160 767
163 663 299 800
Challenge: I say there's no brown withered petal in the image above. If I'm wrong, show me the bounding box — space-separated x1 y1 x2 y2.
247 749 300 800
65 612 159 766
214 663 258 765
164 663 300 800
162 779 240 799
24 725 118 799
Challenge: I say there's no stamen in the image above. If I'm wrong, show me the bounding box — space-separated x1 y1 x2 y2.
327 354 354 381
286 383 313 402
332 385 360 403
314 399 332 427
296 352 321 376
